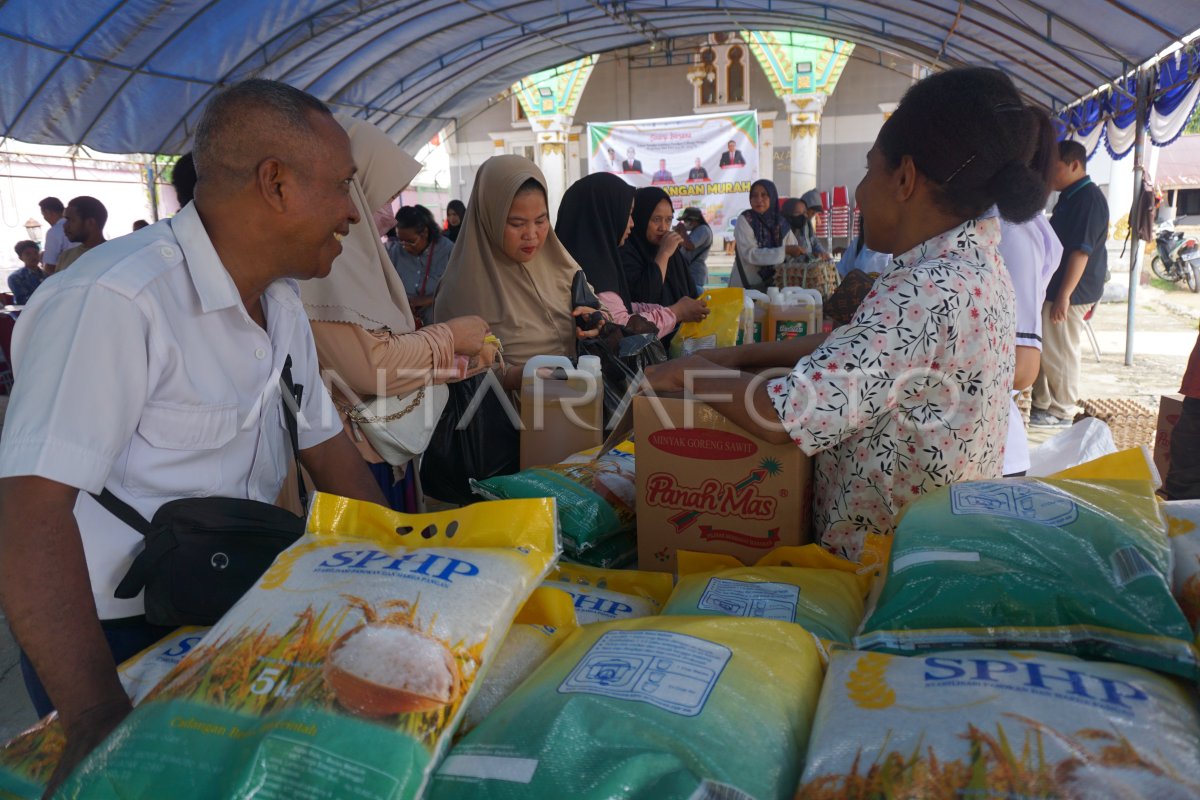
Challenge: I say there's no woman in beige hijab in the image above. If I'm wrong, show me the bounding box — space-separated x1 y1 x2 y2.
299 115 492 509
434 155 598 390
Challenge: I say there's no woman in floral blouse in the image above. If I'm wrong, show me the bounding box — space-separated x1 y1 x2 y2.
646 68 1056 561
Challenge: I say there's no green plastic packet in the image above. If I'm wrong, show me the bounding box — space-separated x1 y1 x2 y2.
561 529 637 569
856 478 1198 679
472 441 635 555
428 616 823 800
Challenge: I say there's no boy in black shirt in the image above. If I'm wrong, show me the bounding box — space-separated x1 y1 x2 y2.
1030 140 1109 427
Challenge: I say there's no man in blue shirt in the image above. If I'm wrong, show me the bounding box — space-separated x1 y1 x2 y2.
8 241 45 305
1030 140 1109 427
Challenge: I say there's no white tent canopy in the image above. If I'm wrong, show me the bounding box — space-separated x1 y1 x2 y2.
0 1 1194 155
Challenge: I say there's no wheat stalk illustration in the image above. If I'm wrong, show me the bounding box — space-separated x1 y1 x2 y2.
846 652 896 709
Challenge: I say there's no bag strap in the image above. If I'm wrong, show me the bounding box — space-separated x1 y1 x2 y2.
89 488 152 598
94 488 151 536
735 252 755 291
280 355 309 511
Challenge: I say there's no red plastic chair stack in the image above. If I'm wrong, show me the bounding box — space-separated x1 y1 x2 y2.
830 186 851 239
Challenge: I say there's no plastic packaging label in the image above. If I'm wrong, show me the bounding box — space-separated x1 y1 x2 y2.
558 630 729 717
696 577 799 621
774 321 807 339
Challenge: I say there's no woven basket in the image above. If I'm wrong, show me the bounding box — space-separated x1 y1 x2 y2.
1074 398 1158 451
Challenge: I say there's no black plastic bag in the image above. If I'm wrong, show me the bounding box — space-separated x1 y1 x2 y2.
420 372 521 505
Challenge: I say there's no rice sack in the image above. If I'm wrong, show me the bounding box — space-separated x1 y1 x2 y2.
429 616 823 800
544 562 674 624
856 478 1198 679
1162 499 1200 637
57 493 559 800
664 547 868 647
0 626 208 799
797 649 1200 799
562 528 636 568
472 441 635 556
460 587 579 733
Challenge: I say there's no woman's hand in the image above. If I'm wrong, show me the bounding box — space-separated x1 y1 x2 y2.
444 315 490 356
572 306 603 339
645 355 718 394
785 244 806 258
644 360 688 394
656 231 685 259
670 295 709 323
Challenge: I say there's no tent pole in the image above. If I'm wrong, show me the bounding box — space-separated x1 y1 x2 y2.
1125 68 1150 367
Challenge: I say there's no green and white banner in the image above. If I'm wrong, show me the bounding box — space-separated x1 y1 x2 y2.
588 111 758 231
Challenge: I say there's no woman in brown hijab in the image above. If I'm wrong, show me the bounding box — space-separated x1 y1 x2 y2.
434 154 599 390
299 116 494 509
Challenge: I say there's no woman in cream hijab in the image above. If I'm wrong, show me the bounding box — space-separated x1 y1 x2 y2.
299 115 492 509
434 155 598 390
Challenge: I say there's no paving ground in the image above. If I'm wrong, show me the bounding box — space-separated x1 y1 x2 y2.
0 244 1193 741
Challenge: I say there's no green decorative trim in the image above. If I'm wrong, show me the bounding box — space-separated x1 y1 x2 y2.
743 31 854 100
513 55 598 120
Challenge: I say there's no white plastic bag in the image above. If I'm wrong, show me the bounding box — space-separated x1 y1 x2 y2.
1027 417 1117 477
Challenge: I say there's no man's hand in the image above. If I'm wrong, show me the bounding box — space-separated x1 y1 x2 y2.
300 434 388 507
670 295 709 324
1050 295 1069 324
45 698 131 797
0 477 128 796
443 315 490 356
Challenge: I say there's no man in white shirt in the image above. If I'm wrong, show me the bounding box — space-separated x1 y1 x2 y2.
38 196 78 274
0 79 386 787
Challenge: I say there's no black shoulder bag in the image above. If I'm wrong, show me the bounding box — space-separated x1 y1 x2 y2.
94 356 309 626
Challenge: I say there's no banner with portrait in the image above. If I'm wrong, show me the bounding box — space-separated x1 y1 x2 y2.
587 111 758 232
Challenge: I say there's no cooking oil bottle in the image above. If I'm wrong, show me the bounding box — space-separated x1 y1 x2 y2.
766 287 822 341
519 355 603 469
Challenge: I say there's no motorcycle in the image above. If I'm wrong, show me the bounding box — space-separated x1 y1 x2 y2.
1151 227 1200 293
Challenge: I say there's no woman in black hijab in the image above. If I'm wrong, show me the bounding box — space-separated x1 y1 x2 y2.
557 176 705 338
444 199 466 242
617 187 708 337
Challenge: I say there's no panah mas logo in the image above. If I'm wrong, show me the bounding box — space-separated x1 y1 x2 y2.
646 459 784 545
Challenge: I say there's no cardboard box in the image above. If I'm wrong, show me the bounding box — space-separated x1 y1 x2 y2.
634 394 812 573
1154 394 1184 484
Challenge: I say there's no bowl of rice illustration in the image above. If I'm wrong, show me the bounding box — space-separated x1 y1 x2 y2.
325 604 462 717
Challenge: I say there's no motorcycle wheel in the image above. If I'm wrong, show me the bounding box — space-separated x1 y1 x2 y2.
1150 255 1174 282
1189 264 1200 293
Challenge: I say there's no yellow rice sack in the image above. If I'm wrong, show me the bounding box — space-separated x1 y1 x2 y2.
0 626 208 798
460 587 579 733
664 546 869 646
58 494 559 800
543 562 674 624
430 616 824 800
797 648 1200 798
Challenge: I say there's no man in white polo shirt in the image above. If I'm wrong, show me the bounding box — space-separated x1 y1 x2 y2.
0 79 386 785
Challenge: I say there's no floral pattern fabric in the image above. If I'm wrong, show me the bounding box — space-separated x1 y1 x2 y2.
767 217 1015 561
